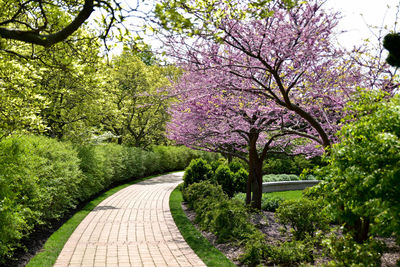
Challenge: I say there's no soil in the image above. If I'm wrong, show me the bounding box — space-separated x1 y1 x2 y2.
182 203 400 267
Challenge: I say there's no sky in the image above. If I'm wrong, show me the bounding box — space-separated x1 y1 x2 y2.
110 0 400 54
324 0 399 49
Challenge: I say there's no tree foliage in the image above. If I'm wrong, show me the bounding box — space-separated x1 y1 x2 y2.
0 0 139 49
308 90 400 243
100 47 177 147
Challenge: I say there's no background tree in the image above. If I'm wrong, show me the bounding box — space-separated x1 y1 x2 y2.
0 52 46 139
100 47 174 148
37 30 106 141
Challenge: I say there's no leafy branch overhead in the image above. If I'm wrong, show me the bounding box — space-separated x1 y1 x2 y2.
0 0 138 47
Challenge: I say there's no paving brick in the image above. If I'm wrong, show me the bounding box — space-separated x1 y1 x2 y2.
53 172 206 266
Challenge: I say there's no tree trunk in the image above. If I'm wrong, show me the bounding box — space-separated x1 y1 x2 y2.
249 158 263 210
248 131 263 210
117 136 123 145
246 170 253 205
351 217 370 243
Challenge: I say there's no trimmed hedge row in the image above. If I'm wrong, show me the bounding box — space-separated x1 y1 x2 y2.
0 135 217 263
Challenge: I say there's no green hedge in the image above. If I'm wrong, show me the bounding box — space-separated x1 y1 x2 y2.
0 135 217 263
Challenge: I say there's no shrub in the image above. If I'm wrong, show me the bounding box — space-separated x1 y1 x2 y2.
322 234 384 267
196 198 257 242
228 160 244 173
239 232 267 266
240 236 314 266
261 195 283 212
182 180 227 210
233 193 283 211
233 167 248 194
210 158 227 172
264 239 314 266
184 181 256 243
214 165 235 197
275 198 329 240
209 160 248 196
183 158 212 188
262 174 300 182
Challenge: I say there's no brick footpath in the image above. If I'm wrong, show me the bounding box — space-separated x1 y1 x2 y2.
53 172 206 267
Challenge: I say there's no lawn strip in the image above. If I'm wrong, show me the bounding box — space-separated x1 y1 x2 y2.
169 187 236 267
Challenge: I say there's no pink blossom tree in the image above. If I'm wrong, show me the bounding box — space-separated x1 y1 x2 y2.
168 70 324 208
165 1 396 208
166 1 363 147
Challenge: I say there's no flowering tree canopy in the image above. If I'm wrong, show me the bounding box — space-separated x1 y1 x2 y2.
167 0 361 149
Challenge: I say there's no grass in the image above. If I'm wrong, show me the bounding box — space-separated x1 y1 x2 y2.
265 190 303 200
169 187 236 267
26 172 173 267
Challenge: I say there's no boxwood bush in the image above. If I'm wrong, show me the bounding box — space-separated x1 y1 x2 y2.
183 181 258 243
0 135 214 263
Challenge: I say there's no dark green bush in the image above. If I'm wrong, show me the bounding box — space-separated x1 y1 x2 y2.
239 232 267 266
210 158 227 172
182 180 227 209
240 235 314 266
183 180 257 243
214 165 235 197
228 160 244 173
210 160 247 196
196 198 257 242
183 158 212 188
275 198 329 240
261 194 284 211
233 167 248 193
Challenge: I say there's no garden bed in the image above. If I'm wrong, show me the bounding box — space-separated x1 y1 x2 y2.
182 195 400 266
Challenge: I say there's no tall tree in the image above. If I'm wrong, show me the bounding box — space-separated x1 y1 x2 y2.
100 48 175 148
0 52 46 139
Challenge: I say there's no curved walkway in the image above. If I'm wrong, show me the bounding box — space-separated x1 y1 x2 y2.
54 172 206 267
